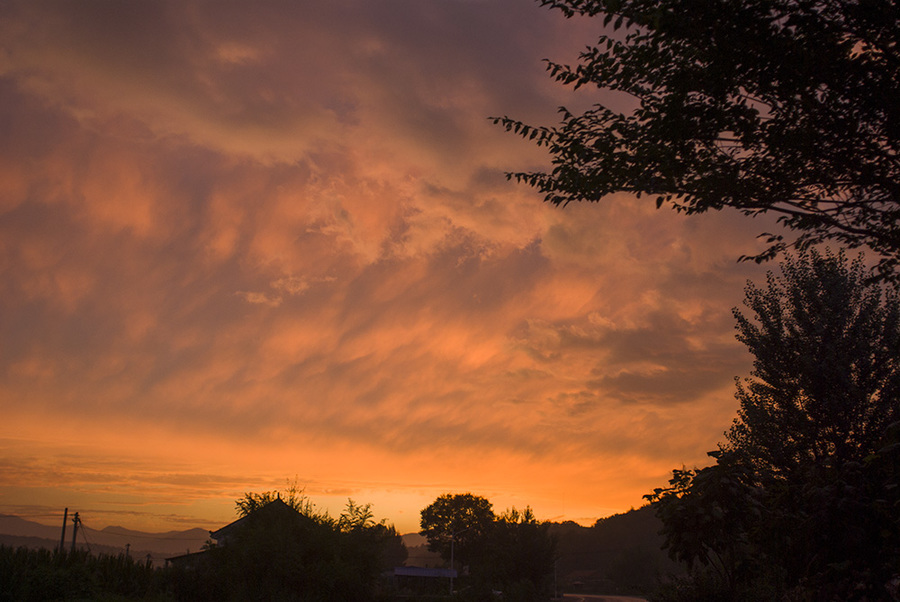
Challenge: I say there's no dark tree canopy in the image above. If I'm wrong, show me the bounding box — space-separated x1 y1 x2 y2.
235 482 319 518
186 493 405 601
727 249 900 473
419 493 495 566
647 250 900 598
419 494 557 600
489 507 557 598
495 0 900 279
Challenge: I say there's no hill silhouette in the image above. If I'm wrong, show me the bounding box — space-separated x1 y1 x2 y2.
551 506 685 596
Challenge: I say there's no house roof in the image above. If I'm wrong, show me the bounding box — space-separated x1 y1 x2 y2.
210 497 309 543
164 549 210 567
394 566 457 578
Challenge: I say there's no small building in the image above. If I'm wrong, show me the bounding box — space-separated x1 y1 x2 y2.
164 549 208 569
166 497 307 567
391 566 458 596
209 497 305 546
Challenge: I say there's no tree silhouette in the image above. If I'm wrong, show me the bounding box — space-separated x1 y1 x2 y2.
495 0 900 279
728 250 900 473
489 507 557 599
234 479 320 519
419 493 495 570
648 250 900 598
420 494 557 600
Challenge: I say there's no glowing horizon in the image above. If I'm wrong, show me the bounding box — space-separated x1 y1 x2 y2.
0 0 771 536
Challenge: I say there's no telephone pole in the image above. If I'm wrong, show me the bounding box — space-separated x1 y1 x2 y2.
58 508 68 554
70 512 80 553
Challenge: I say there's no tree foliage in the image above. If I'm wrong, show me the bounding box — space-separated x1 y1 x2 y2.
176 493 405 601
728 250 900 471
495 0 900 279
648 454 765 599
647 250 900 599
0 547 165 602
419 494 557 601
489 507 557 600
337 499 408 583
234 479 320 519
419 492 495 568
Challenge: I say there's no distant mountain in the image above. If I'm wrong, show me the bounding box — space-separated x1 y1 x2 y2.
0 514 210 561
400 532 443 568
0 514 61 540
401 532 426 548
93 525 211 556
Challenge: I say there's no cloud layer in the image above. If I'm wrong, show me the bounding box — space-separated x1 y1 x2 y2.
0 0 771 532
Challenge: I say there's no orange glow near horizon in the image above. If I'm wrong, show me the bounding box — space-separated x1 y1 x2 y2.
0 0 770 536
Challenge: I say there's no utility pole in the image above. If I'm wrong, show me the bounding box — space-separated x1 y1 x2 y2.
450 534 454 596
554 557 558 599
58 508 68 554
70 512 80 553
449 527 471 596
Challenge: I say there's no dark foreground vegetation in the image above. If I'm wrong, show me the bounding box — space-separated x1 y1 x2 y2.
418 493 557 600
417 493 681 599
0 489 408 602
1 500 680 601
647 251 900 600
0 539 408 601
0 546 166 602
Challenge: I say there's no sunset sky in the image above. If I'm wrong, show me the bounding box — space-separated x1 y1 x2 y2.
0 0 775 535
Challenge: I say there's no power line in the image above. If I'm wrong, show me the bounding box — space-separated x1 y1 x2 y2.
77 517 93 554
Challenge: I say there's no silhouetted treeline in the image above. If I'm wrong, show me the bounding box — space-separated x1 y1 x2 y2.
0 523 404 601
551 506 685 597
2 507 689 601
1 494 408 601
418 494 560 600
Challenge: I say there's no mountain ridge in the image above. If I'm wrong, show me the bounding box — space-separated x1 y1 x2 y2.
0 514 210 558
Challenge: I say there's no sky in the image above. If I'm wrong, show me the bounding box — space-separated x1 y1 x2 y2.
0 0 774 535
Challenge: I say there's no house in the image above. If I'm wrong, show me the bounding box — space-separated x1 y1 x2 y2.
164 549 208 569
166 497 308 567
391 566 459 597
209 497 307 547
